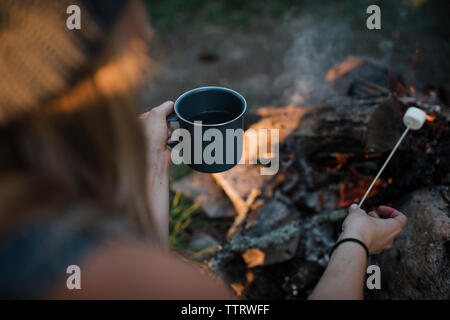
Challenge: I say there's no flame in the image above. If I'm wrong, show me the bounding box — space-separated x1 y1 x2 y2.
325 153 351 172
393 83 407 97
246 272 255 284
325 57 364 82
338 177 387 207
364 153 380 159
324 153 390 206
426 114 436 122
409 86 416 94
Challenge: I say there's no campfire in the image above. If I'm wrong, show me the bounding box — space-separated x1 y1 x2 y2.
172 56 450 299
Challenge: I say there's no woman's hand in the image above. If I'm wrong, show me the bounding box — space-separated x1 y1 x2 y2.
310 204 408 299
340 204 408 254
139 101 174 167
139 101 175 248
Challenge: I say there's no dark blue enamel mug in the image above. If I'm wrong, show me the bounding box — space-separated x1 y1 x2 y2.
167 87 246 173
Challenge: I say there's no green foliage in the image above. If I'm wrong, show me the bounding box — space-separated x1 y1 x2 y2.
169 190 200 250
146 0 450 34
169 162 191 181
145 0 300 31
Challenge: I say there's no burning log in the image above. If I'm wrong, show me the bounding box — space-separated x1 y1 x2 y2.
286 95 404 160
325 56 401 97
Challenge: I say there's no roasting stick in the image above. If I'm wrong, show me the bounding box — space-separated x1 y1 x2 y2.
358 127 410 207
358 107 426 208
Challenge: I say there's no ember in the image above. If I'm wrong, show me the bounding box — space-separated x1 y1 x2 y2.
338 177 387 207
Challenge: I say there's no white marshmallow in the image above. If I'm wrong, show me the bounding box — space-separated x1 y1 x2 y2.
403 107 426 130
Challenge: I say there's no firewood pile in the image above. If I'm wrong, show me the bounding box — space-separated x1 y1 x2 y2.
172 57 450 299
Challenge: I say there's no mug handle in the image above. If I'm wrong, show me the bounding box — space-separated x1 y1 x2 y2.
166 112 178 149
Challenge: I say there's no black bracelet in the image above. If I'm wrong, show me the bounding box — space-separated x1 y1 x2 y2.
329 238 369 259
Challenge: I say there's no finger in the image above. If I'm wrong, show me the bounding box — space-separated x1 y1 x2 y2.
167 128 174 139
153 101 174 117
368 211 380 218
138 111 149 120
167 121 176 131
377 206 408 228
167 132 179 146
167 137 177 144
377 206 404 219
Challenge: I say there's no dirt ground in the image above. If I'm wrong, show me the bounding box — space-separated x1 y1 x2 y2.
141 0 449 112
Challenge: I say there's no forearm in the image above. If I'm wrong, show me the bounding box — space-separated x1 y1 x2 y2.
147 155 170 249
309 234 367 300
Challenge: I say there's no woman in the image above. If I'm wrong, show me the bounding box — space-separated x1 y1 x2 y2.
0 0 407 299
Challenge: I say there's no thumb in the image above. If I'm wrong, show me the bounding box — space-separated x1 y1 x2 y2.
153 101 174 117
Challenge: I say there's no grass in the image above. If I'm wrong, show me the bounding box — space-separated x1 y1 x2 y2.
169 189 200 251
168 163 198 251
145 0 300 32
168 164 226 259
145 0 449 34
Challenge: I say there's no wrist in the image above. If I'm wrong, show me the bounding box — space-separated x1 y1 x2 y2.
147 156 170 185
148 150 170 171
330 238 370 261
339 229 371 252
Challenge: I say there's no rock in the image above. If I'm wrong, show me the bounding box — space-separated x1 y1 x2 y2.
189 232 220 252
303 224 335 267
171 171 235 218
245 196 301 266
368 187 450 299
282 262 324 299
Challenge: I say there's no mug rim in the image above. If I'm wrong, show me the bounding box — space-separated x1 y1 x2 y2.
174 86 247 127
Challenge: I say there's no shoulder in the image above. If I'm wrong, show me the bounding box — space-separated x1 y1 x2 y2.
49 241 235 299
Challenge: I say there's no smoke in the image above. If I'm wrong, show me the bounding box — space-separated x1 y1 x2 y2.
281 16 353 105
274 3 393 106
